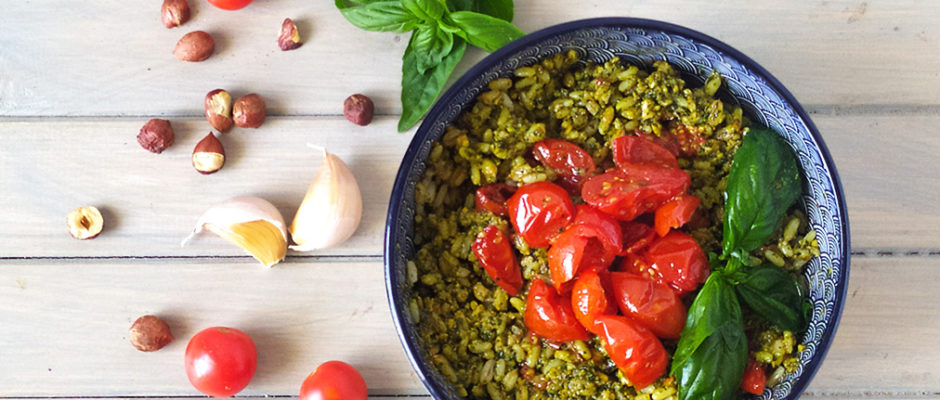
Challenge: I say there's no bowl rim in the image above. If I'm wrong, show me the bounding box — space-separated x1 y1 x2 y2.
385 16 850 400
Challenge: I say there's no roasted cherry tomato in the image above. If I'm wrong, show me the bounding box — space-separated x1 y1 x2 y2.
184 327 257 398
620 221 656 255
300 360 368 400
507 181 575 248
741 358 767 395
571 268 617 334
472 225 523 296
475 183 516 217
572 204 622 254
636 126 704 157
611 135 679 169
546 205 623 292
595 315 668 389
639 230 710 295
524 279 590 342
581 164 690 221
207 0 254 10
609 272 687 338
532 139 596 185
653 195 701 237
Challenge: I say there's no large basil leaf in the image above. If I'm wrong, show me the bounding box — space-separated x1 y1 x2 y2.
334 0 420 33
448 11 524 52
722 126 802 258
446 0 513 21
736 265 808 331
673 273 748 400
410 24 454 74
402 0 446 22
399 36 467 132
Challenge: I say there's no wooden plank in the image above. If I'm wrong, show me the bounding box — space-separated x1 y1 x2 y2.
0 256 937 396
0 117 411 258
1 113 939 258
1 0 939 117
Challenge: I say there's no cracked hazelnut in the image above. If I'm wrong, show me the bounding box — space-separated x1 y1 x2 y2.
193 132 225 174
129 315 174 352
344 94 374 126
278 18 302 51
67 206 104 240
138 119 175 153
174 31 214 62
233 94 266 128
205 89 233 133
161 0 190 28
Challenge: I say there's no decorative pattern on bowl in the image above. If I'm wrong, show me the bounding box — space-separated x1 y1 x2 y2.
386 17 850 400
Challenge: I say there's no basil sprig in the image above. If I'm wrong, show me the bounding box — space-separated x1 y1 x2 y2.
676 126 809 400
335 0 524 132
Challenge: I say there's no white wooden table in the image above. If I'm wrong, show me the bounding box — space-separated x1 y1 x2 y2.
1 1 939 398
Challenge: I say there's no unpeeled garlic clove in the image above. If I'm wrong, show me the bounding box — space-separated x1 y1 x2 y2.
182 196 287 267
289 147 362 251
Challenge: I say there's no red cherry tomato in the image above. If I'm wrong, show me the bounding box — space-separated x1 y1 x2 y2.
636 126 704 157
641 230 710 295
532 139 596 185
581 164 690 221
475 183 516 217
572 205 622 254
507 181 575 248
609 272 687 338
547 205 622 292
184 327 257 398
620 221 656 255
595 315 668 389
611 135 679 169
207 0 254 10
472 225 523 296
571 268 617 334
741 358 767 395
524 279 590 342
300 360 368 400
654 195 701 237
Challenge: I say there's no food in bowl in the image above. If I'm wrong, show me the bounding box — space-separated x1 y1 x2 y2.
405 50 820 400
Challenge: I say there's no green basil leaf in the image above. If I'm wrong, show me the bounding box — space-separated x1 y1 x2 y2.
446 0 513 21
722 126 802 257
448 11 524 52
402 0 446 22
399 37 467 132
736 265 806 331
411 24 454 74
335 0 420 33
673 273 748 400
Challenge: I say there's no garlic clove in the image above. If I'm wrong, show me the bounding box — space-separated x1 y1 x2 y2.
182 196 287 267
289 147 363 251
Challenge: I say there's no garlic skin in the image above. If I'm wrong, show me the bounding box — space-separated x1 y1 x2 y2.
289 148 363 251
182 196 288 267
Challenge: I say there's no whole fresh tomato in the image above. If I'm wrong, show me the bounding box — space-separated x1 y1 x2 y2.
581 164 690 221
571 268 617 334
611 135 678 169
475 183 516 217
619 221 656 255
653 195 700 237
630 230 710 295
472 225 523 296
609 272 687 339
531 139 596 186
507 181 575 248
300 360 368 400
524 279 589 342
547 205 622 292
741 358 767 395
595 315 668 389
207 0 254 10
184 327 257 398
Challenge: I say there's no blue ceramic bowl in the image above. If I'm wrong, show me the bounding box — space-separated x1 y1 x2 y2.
385 17 850 400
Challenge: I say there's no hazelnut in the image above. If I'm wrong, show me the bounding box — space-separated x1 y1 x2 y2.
138 118 175 153
129 315 173 352
192 132 225 174
233 94 266 128
278 18 302 51
344 94 374 126
161 0 190 29
205 89 233 133
66 206 104 240
174 31 214 62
